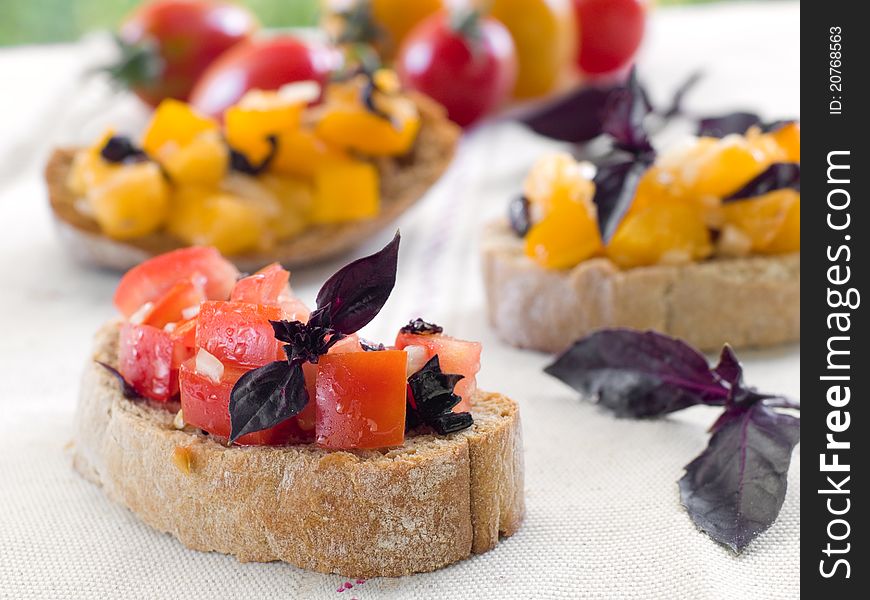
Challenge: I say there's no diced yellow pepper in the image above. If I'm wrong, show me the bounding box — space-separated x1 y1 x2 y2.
141 99 219 157
167 186 269 256
689 138 768 199
523 153 595 214
315 90 420 156
225 89 307 164
88 162 169 240
310 160 380 224
606 198 713 269
762 195 800 254
67 130 118 196
771 122 801 163
720 189 799 253
524 201 603 270
271 129 347 178
259 174 314 240
160 131 228 186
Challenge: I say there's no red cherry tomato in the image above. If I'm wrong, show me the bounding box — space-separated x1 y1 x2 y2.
573 0 647 76
118 322 175 402
189 36 341 119
113 247 239 318
315 350 408 449
179 358 316 445
115 0 258 107
230 263 290 305
195 301 284 367
397 11 517 127
395 332 481 413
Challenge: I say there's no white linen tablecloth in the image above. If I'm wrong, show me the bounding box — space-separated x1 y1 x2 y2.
0 3 800 598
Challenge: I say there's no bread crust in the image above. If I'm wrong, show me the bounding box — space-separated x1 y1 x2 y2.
73 322 524 578
482 221 800 353
45 92 460 273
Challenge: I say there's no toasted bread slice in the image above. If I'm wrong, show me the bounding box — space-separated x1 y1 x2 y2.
73 322 524 578
46 92 459 273
482 221 800 352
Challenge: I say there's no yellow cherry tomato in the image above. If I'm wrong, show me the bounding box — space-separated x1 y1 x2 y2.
606 197 712 268
141 99 219 158
88 162 169 240
524 200 602 269
371 0 443 56
489 0 576 98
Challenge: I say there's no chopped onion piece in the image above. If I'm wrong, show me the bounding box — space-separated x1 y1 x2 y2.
196 348 224 383
129 302 154 325
405 345 429 378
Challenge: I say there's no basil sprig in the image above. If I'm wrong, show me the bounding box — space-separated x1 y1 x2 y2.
228 232 400 443
545 329 800 552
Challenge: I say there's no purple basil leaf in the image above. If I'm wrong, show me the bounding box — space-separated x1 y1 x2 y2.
406 355 471 434
602 69 654 155
228 360 309 443
593 158 652 243
660 71 703 118
271 308 345 364
697 111 762 137
100 136 148 164
229 135 278 176
713 345 743 389
96 361 142 400
762 119 797 133
723 163 800 202
679 403 800 552
316 231 400 334
508 195 532 238
544 329 729 417
519 84 618 143
399 318 444 335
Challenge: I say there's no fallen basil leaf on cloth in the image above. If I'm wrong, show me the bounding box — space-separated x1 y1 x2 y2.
679 402 800 552
545 328 800 552
544 329 728 417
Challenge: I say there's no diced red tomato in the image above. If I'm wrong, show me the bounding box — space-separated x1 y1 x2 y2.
196 300 283 367
142 278 206 328
230 263 290 305
279 296 311 322
118 322 175 402
395 332 481 413
179 358 315 445
114 247 239 317
169 319 197 369
328 333 362 354
315 350 408 449
170 318 197 350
